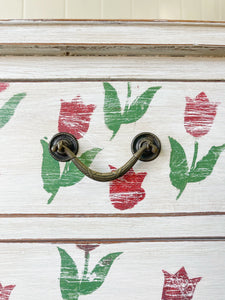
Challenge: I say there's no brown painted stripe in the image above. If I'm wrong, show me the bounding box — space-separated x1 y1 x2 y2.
0 212 223 218
0 79 225 83
0 19 225 25
0 237 224 244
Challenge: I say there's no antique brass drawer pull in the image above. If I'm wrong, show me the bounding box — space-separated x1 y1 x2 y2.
49 132 161 182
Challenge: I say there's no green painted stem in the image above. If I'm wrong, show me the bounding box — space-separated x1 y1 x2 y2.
82 251 90 281
190 141 199 173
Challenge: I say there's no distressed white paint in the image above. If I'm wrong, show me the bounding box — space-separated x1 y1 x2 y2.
0 21 224 45
0 216 223 239
0 21 223 300
0 57 225 80
0 82 225 213
0 242 223 300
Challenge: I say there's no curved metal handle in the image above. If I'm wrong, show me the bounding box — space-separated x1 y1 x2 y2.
49 132 161 182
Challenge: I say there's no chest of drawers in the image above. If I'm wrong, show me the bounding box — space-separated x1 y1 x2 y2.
0 20 224 300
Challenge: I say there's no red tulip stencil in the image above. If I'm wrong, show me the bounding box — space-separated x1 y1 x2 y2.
109 165 147 210
0 83 9 93
161 267 201 300
184 92 218 138
169 92 225 199
58 96 96 140
41 97 101 204
0 283 15 300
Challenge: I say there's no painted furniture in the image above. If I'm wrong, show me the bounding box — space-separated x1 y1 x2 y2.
0 20 224 300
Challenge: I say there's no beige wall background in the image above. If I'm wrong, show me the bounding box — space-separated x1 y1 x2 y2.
0 0 224 21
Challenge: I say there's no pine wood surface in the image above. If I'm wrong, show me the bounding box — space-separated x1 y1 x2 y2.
0 57 224 81
0 82 224 214
0 21 224 300
0 242 223 300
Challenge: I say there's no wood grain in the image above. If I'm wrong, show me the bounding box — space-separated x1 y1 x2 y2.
0 56 224 81
0 21 224 57
0 20 224 45
0 21 223 299
0 212 223 217
0 242 223 299
0 216 223 239
0 237 223 243
0 43 225 57
0 82 224 214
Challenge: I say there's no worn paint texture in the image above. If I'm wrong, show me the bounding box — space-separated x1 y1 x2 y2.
184 92 218 138
0 84 25 299
0 83 26 129
41 97 101 204
58 245 122 299
41 83 159 206
103 82 161 140
58 96 96 140
109 165 147 210
0 283 15 300
169 92 225 199
161 267 201 300
41 139 101 204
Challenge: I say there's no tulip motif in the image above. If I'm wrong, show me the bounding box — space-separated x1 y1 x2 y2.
184 92 218 138
169 92 225 199
58 245 122 299
0 283 15 300
58 96 96 139
109 165 147 210
161 267 201 300
41 96 101 204
76 244 99 252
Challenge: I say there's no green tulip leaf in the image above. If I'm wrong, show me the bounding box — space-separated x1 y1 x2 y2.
40 140 102 204
103 82 161 140
0 92 26 129
122 86 161 124
79 252 122 296
40 139 60 197
188 143 225 182
169 137 225 200
103 82 122 140
169 137 189 199
60 148 102 187
58 247 80 300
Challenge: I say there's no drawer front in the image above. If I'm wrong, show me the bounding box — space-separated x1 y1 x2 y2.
0 242 224 300
1 81 225 213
